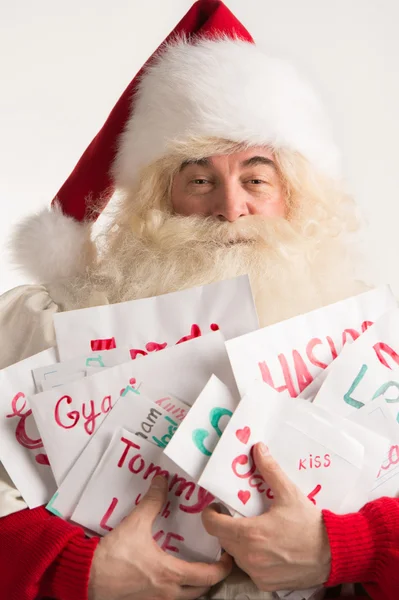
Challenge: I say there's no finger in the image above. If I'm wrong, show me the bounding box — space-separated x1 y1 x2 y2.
202 504 241 540
127 475 168 527
172 551 233 587
253 442 296 502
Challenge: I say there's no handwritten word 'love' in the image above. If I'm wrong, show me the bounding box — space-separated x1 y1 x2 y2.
100 496 185 555
343 363 399 418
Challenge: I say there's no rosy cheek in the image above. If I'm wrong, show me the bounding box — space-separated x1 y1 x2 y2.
267 201 287 218
171 193 206 216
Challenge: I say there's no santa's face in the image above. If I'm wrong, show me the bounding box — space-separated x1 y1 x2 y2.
171 147 287 221
96 144 364 326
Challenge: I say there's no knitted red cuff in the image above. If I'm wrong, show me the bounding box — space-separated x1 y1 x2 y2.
46 533 100 600
322 501 392 587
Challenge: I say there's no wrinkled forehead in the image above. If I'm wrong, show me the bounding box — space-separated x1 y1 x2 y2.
179 147 278 173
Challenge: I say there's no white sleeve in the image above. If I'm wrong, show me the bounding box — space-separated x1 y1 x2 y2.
0 284 58 370
0 284 59 516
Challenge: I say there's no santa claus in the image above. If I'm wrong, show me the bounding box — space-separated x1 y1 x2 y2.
0 2 397 600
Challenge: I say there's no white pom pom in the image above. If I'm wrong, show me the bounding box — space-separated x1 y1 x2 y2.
11 203 93 283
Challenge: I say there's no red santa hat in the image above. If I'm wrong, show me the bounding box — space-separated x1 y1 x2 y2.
14 0 340 283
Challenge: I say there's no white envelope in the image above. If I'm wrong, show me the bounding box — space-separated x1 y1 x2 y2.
40 370 89 391
151 394 189 421
225 285 396 398
0 348 57 507
198 381 367 517
72 428 220 564
49 389 181 519
29 331 235 485
349 398 399 501
54 275 258 361
314 310 399 421
297 343 354 402
164 376 238 480
33 347 131 392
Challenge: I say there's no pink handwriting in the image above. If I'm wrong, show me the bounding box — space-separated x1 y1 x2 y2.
100 497 118 531
54 394 113 436
118 436 213 513
161 501 171 519
129 323 220 360
373 342 399 369
156 531 184 554
299 453 331 470
307 484 322 505
259 321 374 398
377 445 399 478
91 338 117 351
232 450 322 505
155 397 187 421
232 453 274 499
6 392 50 465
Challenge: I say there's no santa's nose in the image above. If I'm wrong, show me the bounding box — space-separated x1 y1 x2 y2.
213 184 249 222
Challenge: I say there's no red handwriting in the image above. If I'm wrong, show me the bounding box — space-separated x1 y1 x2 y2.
299 454 331 470
152 529 185 553
118 436 214 513
157 531 184 554
307 484 322 505
231 453 274 499
161 501 171 519
129 323 220 360
259 321 374 398
6 392 50 465
120 378 137 396
100 497 118 531
373 342 399 369
377 445 399 478
232 450 322 505
91 337 117 351
155 398 187 421
54 394 113 436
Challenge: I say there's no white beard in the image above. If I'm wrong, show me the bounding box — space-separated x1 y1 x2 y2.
93 210 367 327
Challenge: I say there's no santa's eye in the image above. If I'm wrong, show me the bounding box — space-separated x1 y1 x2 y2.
247 179 265 185
191 179 210 185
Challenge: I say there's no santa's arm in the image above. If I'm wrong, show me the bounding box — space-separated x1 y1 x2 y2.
323 496 399 599
0 506 99 600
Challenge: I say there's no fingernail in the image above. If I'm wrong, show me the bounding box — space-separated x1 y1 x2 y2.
258 442 269 455
152 476 167 488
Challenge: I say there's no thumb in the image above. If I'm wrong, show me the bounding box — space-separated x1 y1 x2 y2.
253 442 296 503
130 475 169 527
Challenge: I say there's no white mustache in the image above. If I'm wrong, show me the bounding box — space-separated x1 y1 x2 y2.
142 211 299 248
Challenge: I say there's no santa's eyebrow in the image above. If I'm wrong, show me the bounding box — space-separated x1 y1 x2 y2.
179 155 276 171
179 158 210 171
240 156 276 170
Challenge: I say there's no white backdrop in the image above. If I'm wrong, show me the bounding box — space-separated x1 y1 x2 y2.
1 0 398 295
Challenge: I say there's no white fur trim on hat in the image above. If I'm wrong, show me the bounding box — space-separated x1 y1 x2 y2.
113 37 341 189
11 203 93 283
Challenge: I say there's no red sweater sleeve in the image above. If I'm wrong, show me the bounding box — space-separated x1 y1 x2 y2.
0 506 99 600
322 496 399 600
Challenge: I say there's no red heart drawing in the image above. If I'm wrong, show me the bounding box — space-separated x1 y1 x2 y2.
238 490 251 505
236 426 251 445
35 453 50 466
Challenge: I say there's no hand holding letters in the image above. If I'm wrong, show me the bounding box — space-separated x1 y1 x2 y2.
202 443 331 593
89 474 232 600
